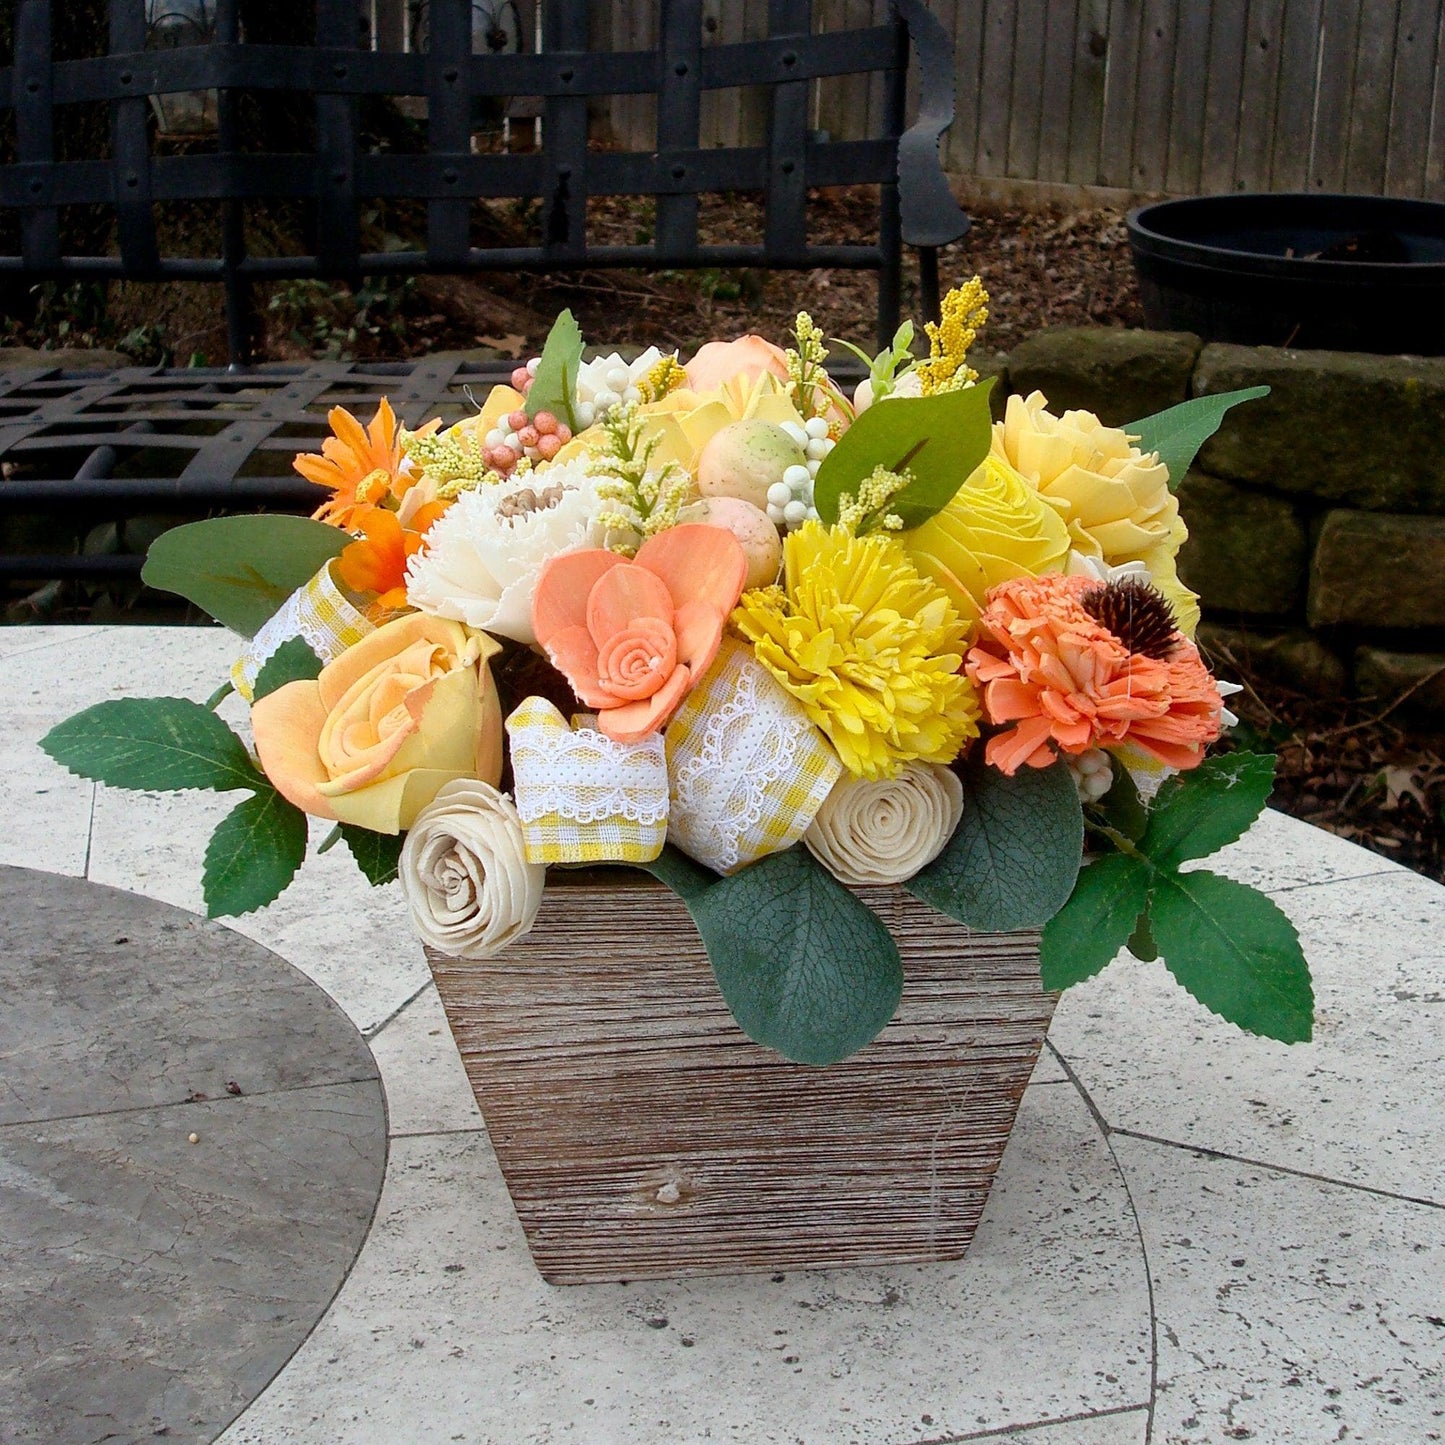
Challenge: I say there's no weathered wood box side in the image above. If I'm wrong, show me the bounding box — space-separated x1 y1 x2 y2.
427 874 1055 1284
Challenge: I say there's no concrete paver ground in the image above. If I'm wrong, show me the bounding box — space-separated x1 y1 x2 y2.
3 626 1443 1444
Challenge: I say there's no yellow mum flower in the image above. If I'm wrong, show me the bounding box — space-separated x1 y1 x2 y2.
731 522 980 780
904 454 1071 629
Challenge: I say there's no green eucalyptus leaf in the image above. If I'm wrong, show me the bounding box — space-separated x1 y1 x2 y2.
1141 752 1276 871
1126 386 1270 490
909 753 1084 931
1149 869 1313 1043
341 824 404 887
813 381 996 529
642 845 902 1065
40 697 262 794
142 515 347 637
642 842 716 902
202 786 308 918
1039 853 1151 990
252 636 324 701
524 309 584 431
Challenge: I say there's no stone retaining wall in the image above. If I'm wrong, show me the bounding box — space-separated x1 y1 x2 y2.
993 330 1445 726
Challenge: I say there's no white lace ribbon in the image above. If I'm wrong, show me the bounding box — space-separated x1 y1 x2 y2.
506 696 669 865
665 637 842 875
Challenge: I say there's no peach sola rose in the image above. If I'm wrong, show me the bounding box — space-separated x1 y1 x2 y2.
252 614 503 833
532 524 748 745
682 334 793 394
965 573 1222 776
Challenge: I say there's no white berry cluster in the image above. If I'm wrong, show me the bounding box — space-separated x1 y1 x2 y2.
1069 748 1114 803
571 356 641 430
765 417 835 530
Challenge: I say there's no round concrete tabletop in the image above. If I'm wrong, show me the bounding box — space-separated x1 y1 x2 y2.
0 866 388 1444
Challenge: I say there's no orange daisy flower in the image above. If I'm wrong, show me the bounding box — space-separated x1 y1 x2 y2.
965 573 1222 776
295 398 418 528
336 507 426 615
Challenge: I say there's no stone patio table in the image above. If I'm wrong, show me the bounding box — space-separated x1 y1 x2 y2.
3 625 1442 1444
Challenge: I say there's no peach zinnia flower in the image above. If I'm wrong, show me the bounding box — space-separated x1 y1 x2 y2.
532 525 747 744
965 574 1222 776
295 398 431 528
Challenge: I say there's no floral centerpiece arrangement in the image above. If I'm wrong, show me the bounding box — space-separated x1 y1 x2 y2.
43 282 1313 1065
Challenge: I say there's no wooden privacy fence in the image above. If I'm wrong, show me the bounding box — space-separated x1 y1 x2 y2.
511 0 1443 201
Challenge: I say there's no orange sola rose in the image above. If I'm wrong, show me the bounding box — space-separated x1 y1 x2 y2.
965 573 1222 776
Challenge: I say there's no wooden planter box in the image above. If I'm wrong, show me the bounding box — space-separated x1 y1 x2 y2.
427 873 1055 1284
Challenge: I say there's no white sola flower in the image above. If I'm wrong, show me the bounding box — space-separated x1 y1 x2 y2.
405 456 605 645
572 346 668 429
400 780 544 960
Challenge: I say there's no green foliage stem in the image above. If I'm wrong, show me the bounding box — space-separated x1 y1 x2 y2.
524 309 584 431
1041 753 1314 1043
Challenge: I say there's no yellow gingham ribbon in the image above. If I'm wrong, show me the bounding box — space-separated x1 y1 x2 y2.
231 559 373 702
505 696 669 866
665 637 843 875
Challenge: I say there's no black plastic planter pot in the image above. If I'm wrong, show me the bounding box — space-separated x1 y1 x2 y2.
1127 194 1445 355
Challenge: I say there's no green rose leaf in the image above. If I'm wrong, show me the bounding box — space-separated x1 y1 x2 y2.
643 844 903 1066
142 515 347 637
524 308 584 432
252 636 324 701
40 697 262 794
1125 386 1270 491
341 824 404 887
202 785 309 918
1039 853 1151 990
1149 868 1314 1043
813 380 996 530
1127 909 1159 962
1141 752 1276 870
909 753 1084 931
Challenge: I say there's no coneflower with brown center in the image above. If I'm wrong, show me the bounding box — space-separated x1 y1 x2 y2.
964 572 1223 776
1079 576 1180 660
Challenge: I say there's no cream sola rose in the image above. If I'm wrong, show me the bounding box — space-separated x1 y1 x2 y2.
805 763 964 887
404 457 605 644
994 390 1200 635
399 780 545 959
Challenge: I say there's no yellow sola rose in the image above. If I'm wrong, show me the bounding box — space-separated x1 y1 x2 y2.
903 454 1071 630
251 614 503 834
632 371 807 474
994 390 1199 634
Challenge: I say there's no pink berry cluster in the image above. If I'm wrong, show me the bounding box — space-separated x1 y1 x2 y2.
483 406 572 476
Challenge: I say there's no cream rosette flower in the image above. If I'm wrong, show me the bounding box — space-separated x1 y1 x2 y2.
399 780 545 959
805 763 964 886
404 458 604 644
993 390 1199 634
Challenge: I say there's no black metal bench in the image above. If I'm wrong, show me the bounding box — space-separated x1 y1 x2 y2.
0 0 968 592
